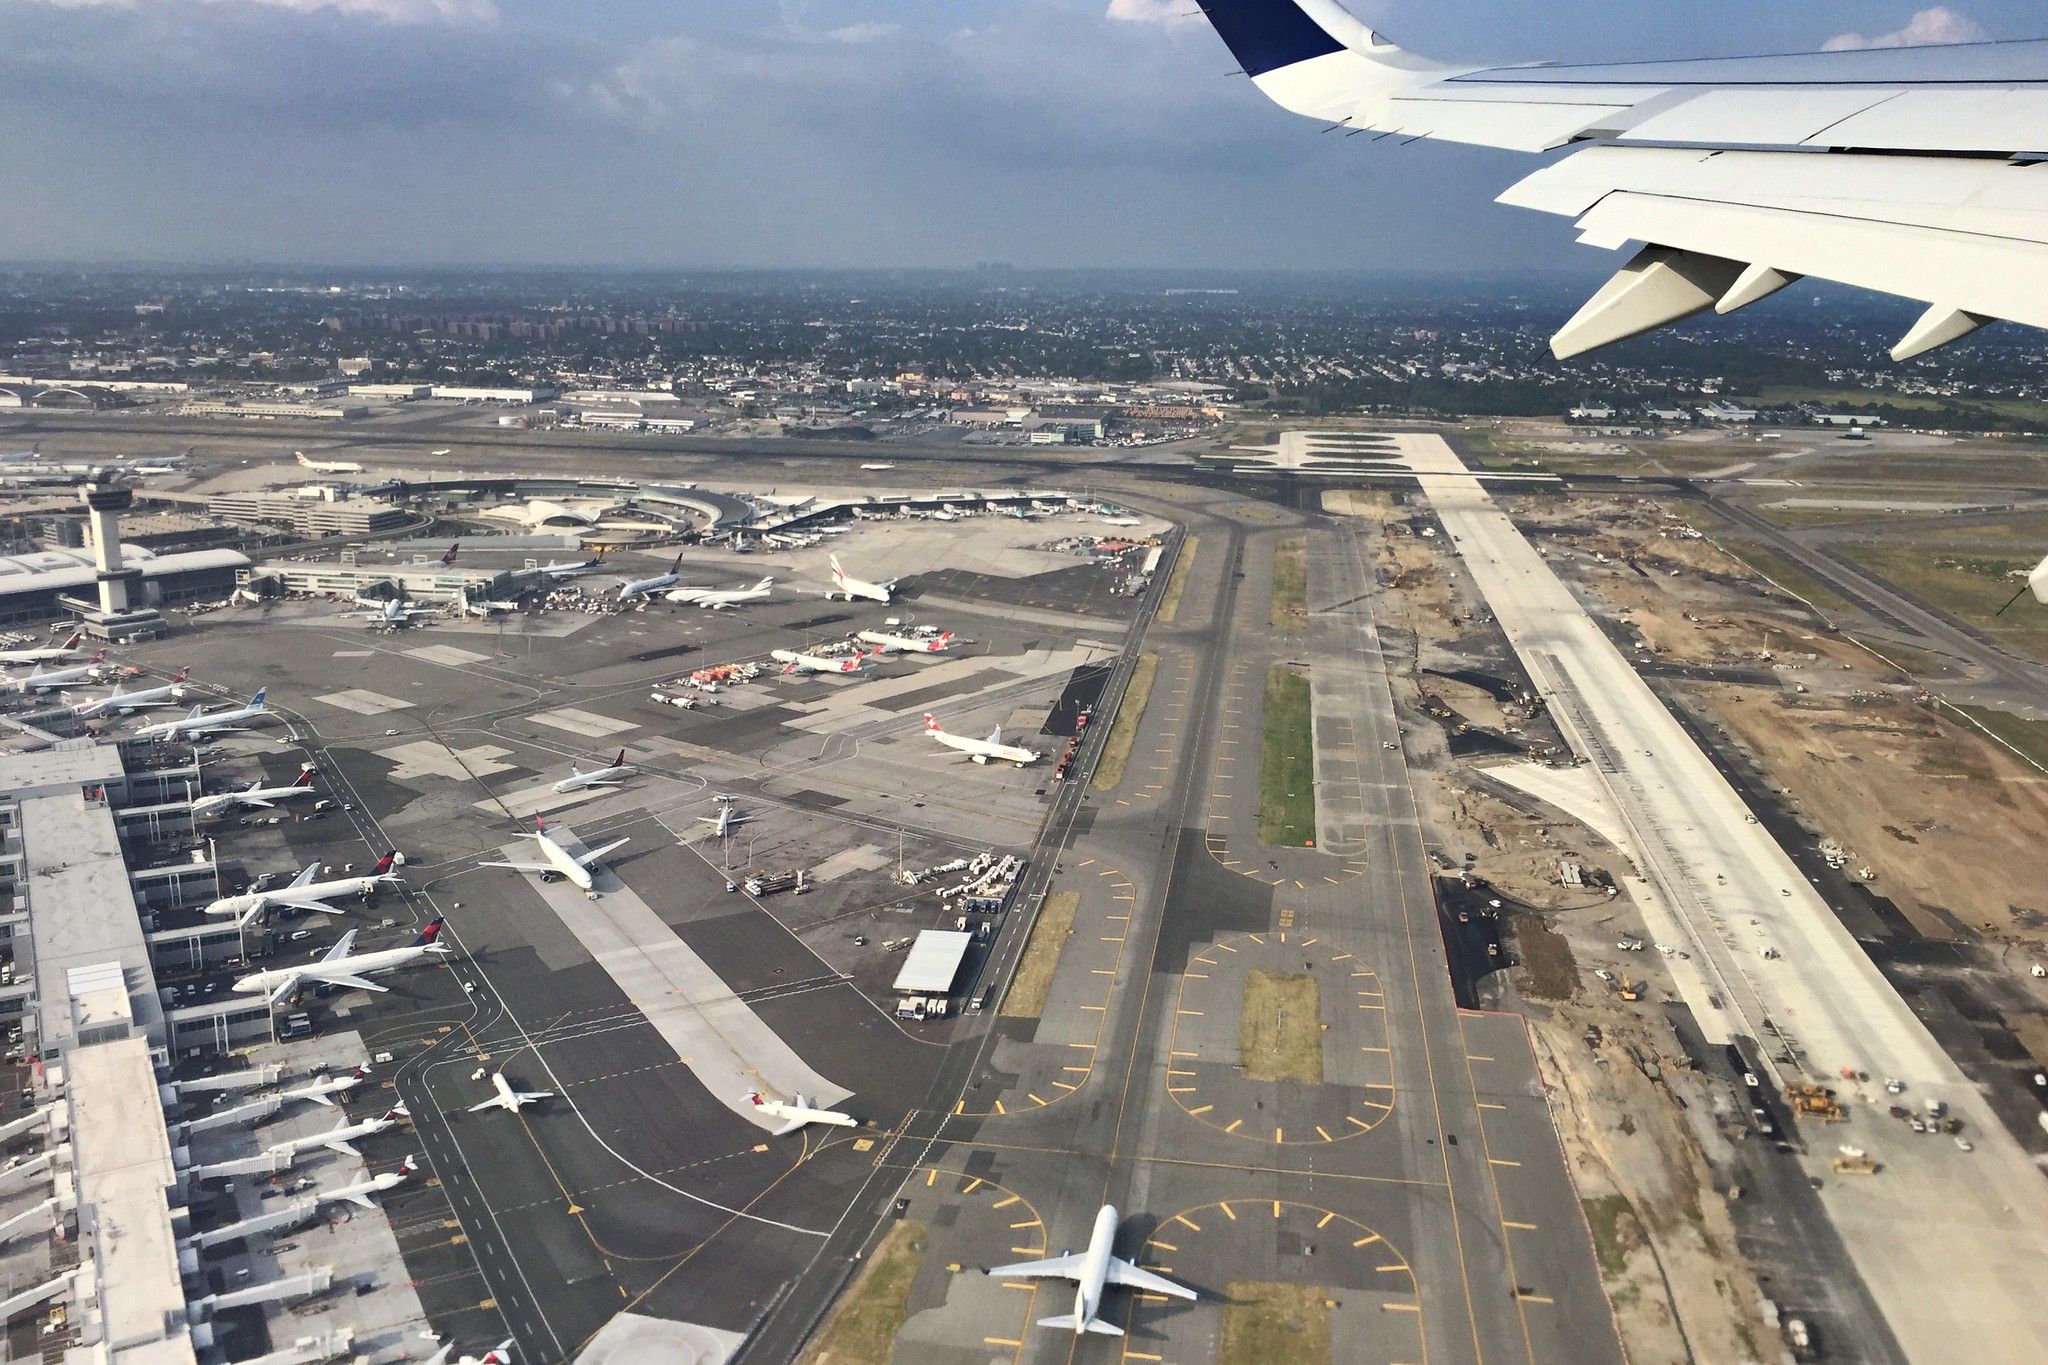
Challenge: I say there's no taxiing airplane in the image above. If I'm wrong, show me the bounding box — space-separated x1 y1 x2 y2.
1192 0 2048 360
134 687 273 741
319 1153 417 1209
773 648 865 677
278 1066 370 1108
262 1106 408 1161
204 852 402 918
295 450 364 475
12 652 106 693
700 796 747 839
665 577 775 610
617 552 687 603
71 668 190 716
440 541 460 566
552 750 637 794
190 765 319 819
0 445 40 464
987 1204 1197 1336
468 1071 554 1114
923 714 1039 767
233 920 450 1007
747 1090 857 1136
0 631 86 666
481 816 628 893
1099 515 1142 528
421 1338 514 1365
856 629 953 656
859 462 895 471
826 555 896 604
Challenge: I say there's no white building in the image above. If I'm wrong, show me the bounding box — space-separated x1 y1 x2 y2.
349 382 429 400
429 385 558 403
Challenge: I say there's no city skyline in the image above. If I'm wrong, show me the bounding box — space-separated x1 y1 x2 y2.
0 1 2035 271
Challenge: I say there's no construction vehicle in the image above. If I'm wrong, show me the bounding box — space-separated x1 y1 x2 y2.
1617 975 1641 1002
1785 1083 1845 1121
1830 1147 1879 1175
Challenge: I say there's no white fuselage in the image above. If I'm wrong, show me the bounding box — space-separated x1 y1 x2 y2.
0 641 83 666
73 678 186 716
280 1074 364 1107
773 649 860 675
830 573 892 603
16 661 100 692
754 1094 857 1131
856 630 949 655
263 1114 393 1160
668 581 773 609
930 728 1037 767
1070 1204 1119 1329
205 871 395 918
232 943 446 997
535 830 597 890
192 782 316 818
138 702 270 740
552 762 635 794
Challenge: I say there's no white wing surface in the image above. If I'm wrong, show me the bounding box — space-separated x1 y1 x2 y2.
1194 1 2048 358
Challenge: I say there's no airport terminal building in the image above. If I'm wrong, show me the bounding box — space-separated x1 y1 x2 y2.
0 546 249 629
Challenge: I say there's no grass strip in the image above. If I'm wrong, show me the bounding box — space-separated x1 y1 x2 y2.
1271 537 1307 631
1219 1282 1331 1365
1257 666 1316 846
1089 653 1160 793
1241 970 1323 1083
801 1219 928 1365
1001 893 1080 1020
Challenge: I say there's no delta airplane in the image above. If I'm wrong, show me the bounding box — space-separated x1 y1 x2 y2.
422 1338 513 1365
12 653 106 693
0 631 86 666
665 577 775 610
233 920 450 1006
923 714 1039 767
0 445 40 463
204 852 402 918
986 1205 1197 1336
295 450 364 475
261 1106 408 1161
747 1090 857 1136
552 750 637 794
70 668 190 717
700 795 747 839
856 629 953 656
190 766 319 818
439 542 460 566
481 816 627 893
467 1071 554 1114
617 553 687 603
135 688 273 741
773 648 864 676
319 1154 417 1210
278 1066 369 1108
826 555 896 604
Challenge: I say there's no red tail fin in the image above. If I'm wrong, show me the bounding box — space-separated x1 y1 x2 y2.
293 768 315 788
613 749 626 768
442 542 459 565
414 918 445 946
172 667 189 683
373 851 396 874
60 632 81 649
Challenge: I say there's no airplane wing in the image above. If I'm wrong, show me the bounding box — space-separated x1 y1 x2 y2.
1194 1 2048 359
300 1090 337 1107
1106 1257 1198 1301
319 1136 361 1156
307 971 387 993
342 1189 381 1210
984 1251 1089 1281
467 1095 511 1114
772 1117 805 1137
480 860 554 875
323 930 359 961
271 894 346 915
240 796 275 809
575 837 629 867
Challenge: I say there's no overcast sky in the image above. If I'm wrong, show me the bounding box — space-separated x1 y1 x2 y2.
0 1 2033 273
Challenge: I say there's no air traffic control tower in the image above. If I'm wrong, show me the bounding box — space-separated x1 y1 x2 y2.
72 473 166 639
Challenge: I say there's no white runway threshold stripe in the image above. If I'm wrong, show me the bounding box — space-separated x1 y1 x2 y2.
1375 429 2048 1363
501 824 852 1132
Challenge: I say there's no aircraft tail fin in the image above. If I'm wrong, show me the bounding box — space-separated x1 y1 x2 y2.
293 766 315 788
612 748 626 768
413 917 446 947
1034 1315 1122 1337
373 851 397 875
248 686 267 707
442 542 459 565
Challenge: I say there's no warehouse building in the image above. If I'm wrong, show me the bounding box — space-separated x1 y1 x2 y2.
181 400 367 421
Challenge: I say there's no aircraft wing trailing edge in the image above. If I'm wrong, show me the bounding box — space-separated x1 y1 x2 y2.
1194 0 2048 359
